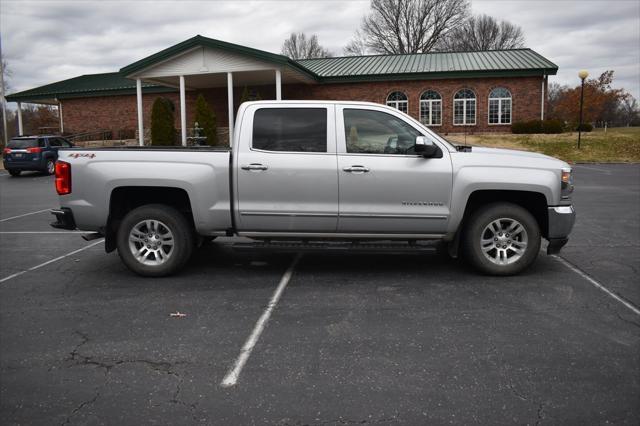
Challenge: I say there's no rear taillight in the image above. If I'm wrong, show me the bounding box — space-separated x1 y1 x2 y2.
55 161 71 195
2 148 11 154
26 147 42 154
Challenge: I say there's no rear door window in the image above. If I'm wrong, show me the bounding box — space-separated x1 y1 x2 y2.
49 138 62 147
8 138 39 149
252 108 327 152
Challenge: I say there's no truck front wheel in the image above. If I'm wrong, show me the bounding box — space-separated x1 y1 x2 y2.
116 204 194 277
462 202 541 276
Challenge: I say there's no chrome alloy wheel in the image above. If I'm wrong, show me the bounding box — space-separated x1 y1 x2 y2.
128 219 175 266
480 218 528 265
47 160 55 174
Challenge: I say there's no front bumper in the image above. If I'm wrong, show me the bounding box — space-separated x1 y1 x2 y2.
546 205 576 254
50 208 77 230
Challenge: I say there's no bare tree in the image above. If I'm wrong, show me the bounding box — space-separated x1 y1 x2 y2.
546 82 568 119
281 33 332 60
1 57 10 94
437 14 525 51
343 31 369 56
619 95 639 126
351 0 469 55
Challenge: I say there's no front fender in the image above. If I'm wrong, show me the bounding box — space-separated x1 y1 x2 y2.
448 166 557 233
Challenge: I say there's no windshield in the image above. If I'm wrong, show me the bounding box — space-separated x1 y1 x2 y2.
8 138 39 149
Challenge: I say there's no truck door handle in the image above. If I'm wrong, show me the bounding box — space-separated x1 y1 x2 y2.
241 163 268 171
343 165 370 173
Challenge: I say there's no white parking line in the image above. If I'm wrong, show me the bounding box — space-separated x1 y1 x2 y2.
0 208 52 222
552 255 640 316
0 239 104 284
221 254 302 387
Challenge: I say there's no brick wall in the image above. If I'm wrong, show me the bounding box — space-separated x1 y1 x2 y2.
60 76 546 137
289 76 546 134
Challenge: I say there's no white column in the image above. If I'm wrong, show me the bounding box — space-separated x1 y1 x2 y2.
227 72 234 147
136 79 144 146
275 68 282 101
17 102 23 136
180 75 187 147
58 101 64 133
540 75 545 120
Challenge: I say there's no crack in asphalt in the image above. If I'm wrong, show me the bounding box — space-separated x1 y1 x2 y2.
615 312 640 329
535 402 546 425
61 391 101 426
279 413 401 425
505 381 528 401
60 330 198 424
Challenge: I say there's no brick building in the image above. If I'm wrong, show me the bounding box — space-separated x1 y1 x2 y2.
6 35 558 144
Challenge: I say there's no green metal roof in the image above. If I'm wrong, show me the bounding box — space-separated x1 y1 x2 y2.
297 48 557 82
6 37 557 103
5 72 174 102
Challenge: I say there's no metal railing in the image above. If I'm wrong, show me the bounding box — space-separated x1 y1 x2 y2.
67 130 113 143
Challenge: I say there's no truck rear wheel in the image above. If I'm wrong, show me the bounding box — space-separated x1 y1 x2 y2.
116 204 194 277
462 202 540 276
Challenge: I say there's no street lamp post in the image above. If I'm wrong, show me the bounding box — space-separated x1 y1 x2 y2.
577 69 589 149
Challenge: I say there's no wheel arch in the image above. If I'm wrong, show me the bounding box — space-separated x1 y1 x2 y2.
447 189 549 258
462 189 549 237
105 186 194 252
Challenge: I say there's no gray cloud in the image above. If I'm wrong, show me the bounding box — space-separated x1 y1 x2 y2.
1 0 638 99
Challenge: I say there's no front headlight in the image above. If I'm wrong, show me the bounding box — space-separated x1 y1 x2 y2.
561 167 573 200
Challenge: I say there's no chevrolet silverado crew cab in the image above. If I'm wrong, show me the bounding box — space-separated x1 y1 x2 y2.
50 101 575 277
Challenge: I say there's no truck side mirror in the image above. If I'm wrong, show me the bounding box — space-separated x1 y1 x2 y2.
414 136 439 158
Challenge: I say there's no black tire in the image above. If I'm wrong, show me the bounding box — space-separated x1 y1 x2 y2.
116 204 194 277
8 169 21 177
462 202 541 276
44 158 55 175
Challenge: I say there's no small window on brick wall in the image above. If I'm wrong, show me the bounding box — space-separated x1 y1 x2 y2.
386 91 408 114
488 87 512 125
420 90 442 126
454 89 476 125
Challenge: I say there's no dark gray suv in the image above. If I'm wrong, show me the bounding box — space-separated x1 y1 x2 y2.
3 136 73 177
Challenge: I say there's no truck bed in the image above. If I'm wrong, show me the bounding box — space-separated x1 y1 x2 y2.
58 147 232 235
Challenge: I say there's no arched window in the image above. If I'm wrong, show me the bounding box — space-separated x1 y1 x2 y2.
386 91 408 114
420 90 442 126
488 87 512 124
453 89 476 125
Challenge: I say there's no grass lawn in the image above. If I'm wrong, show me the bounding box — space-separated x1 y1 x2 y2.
445 127 640 163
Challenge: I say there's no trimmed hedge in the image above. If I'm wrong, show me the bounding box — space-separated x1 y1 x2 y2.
150 97 176 146
576 123 593 132
512 119 565 134
194 94 218 146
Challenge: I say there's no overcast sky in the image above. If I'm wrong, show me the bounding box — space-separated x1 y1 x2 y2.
1 0 639 99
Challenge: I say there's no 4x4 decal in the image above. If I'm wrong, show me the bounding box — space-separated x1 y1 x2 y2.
68 153 96 159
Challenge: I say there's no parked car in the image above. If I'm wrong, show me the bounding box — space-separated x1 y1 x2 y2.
3 135 74 176
50 101 575 277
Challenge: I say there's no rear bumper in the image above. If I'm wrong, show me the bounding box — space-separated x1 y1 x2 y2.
3 158 46 171
546 205 576 254
50 208 77 230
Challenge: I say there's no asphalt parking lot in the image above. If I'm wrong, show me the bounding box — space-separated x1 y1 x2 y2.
0 164 639 425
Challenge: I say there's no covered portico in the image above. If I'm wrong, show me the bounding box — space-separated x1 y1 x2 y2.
13 98 63 136
120 35 317 146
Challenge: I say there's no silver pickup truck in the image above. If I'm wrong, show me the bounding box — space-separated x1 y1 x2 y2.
51 101 575 277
